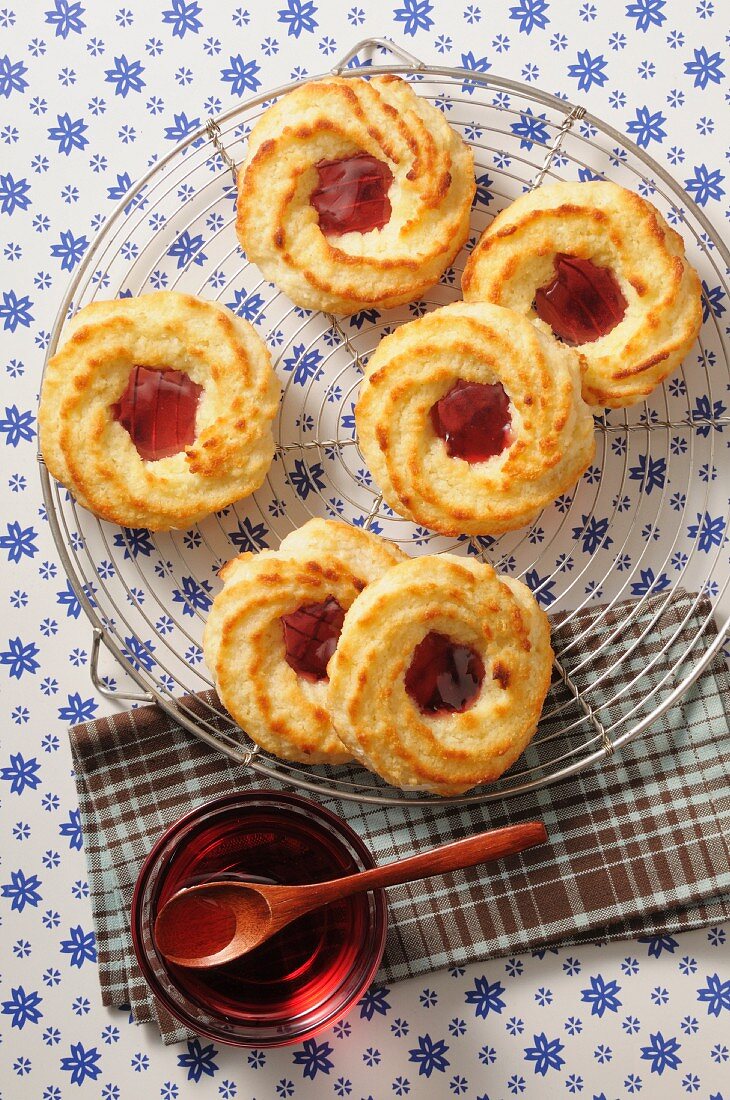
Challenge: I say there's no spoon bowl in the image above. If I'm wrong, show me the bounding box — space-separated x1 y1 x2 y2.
154 883 274 967
154 819 548 969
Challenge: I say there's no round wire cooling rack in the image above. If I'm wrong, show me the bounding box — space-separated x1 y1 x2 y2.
39 38 730 806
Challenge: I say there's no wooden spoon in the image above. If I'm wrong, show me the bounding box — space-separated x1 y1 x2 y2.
153 820 547 969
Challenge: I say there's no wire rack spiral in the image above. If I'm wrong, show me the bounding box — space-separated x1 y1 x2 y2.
39 38 730 805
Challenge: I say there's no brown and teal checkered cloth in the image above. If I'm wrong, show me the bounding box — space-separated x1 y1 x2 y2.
69 591 730 1045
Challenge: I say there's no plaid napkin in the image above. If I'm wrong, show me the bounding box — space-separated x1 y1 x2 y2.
69 590 730 1045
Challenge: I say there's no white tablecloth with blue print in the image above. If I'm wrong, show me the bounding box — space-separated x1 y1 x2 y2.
0 1 728 1097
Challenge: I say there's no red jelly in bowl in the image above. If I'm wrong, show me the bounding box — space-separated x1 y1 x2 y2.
112 365 202 462
405 631 485 715
311 153 394 237
534 254 627 346
431 380 513 463
281 596 345 682
132 792 387 1047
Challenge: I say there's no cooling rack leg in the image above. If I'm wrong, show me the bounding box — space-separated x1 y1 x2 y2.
90 627 155 704
331 37 426 74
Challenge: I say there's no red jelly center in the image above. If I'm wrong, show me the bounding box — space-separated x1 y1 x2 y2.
405 631 485 715
431 379 513 463
112 366 202 462
281 596 345 682
311 153 394 238
534 254 627 346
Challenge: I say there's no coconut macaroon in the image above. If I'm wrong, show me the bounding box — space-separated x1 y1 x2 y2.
236 75 475 314
462 180 702 409
355 301 595 536
39 292 279 530
327 554 553 796
203 520 407 764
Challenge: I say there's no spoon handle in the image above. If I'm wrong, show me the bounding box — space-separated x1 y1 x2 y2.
315 820 547 905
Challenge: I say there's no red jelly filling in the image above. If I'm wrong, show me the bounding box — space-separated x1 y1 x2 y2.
281 596 345 682
310 153 394 237
431 380 513 463
405 631 485 715
112 366 202 462
534 254 627 345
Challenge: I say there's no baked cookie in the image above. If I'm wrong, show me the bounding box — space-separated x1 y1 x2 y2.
462 180 702 408
355 301 595 536
328 554 553 796
203 519 406 764
39 292 279 531
236 75 475 314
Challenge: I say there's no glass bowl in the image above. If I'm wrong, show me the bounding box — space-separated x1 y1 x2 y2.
131 790 387 1047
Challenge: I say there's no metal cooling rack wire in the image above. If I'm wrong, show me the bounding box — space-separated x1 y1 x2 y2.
38 37 730 805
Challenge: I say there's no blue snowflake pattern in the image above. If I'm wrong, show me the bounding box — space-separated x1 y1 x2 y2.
625 0 666 30
278 0 318 36
226 287 266 323
684 47 725 89
580 975 623 1017
464 977 506 1017
0 405 37 446
292 1038 334 1079
44 1 86 38
687 511 726 552
1 752 42 794
161 0 202 37
0 173 31 215
164 111 201 141
0 520 38 561
57 692 98 723
629 453 666 494
0 54 28 97
474 172 494 206
105 54 146 97
626 105 667 147
47 112 89 155
640 1031 682 1074
288 458 326 499
572 515 613 554
50 229 89 271
510 108 550 149
220 54 262 95
228 518 270 553
701 280 726 322
0 636 40 678
167 229 206 268
177 1038 220 1082
1 985 43 1028
683 164 724 206
112 527 155 558
408 1034 450 1076
630 568 671 596
393 0 434 36
60 1042 102 1086
0 291 34 332
509 0 551 34
697 974 730 1017
283 343 323 386
1 868 43 911
523 1032 566 1076
567 49 608 90
172 575 213 615
59 925 97 967
358 986 391 1020
59 807 83 849
459 51 491 93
